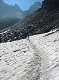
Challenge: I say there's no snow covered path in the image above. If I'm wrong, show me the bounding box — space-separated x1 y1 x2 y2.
30 30 59 80
0 30 59 80
0 39 43 80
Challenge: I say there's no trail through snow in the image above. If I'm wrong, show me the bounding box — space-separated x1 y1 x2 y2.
0 30 59 80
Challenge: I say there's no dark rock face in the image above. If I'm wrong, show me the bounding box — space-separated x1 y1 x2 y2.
43 0 59 11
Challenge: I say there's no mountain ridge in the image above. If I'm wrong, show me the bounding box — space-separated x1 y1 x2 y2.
24 2 41 15
0 0 24 19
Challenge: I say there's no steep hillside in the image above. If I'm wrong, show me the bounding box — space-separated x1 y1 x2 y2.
42 0 59 11
23 0 59 34
0 0 59 43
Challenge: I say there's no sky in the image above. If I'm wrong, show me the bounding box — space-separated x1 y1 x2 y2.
3 0 44 11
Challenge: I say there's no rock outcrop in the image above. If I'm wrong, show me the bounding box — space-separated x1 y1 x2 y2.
42 0 59 11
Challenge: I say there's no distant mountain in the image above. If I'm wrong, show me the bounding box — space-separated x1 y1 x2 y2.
0 0 24 20
25 2 41 15
0 0 25 30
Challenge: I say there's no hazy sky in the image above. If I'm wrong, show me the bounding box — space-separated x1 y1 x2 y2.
3 0 44 11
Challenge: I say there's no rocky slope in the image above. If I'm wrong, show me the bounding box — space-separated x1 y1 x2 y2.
0 8 59 43
0 0 59 43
